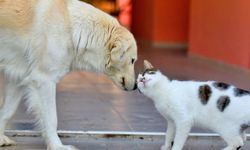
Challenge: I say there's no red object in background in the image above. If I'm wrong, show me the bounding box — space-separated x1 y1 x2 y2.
131 0 250 69
153 0 189 43
118 0 132 29
131 0 189 44
131 0 154 40
189 0 250 68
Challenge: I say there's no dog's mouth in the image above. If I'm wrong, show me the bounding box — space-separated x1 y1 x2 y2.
108 74 137 91
121 77 126 90
121 80 137 91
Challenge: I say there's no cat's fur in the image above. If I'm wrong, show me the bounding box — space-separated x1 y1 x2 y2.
137 60 250 150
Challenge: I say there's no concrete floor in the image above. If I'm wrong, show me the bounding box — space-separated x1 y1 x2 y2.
1 48 250 149
1 135 250 150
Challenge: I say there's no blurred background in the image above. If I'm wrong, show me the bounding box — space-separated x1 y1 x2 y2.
83 0 250 71
4 1 250 149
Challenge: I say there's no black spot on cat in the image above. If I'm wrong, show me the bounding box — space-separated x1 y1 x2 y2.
217 96 230 112
240 123 250 133
171 141 174 147
213 82 230 90
199 85 212 105
236 146 242 150
234 88 250 97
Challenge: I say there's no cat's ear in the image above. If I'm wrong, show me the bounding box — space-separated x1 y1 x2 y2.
144 60 153 69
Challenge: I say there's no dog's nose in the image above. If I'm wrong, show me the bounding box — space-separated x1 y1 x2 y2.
133 83 137 90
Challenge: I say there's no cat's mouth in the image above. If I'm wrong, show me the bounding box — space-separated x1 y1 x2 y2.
140 77 145 83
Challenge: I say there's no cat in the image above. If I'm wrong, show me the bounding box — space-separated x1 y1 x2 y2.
137 60 250 150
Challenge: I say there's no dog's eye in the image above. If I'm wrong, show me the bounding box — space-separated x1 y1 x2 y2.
131 59 135 64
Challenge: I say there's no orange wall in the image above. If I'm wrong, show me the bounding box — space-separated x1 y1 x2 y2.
131 0 189 43
153 0 189 43
189 0 250 68
132 0 250 69
131 0 154 40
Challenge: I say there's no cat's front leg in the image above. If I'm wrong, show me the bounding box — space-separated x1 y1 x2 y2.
171 120 192 150
161 120 175 150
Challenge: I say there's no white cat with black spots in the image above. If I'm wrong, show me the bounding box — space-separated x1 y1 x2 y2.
137 60 250 150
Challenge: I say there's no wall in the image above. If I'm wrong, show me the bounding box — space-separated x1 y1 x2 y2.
131 0 154 41
132 0 250 69
131 0 189 45
189 0 250 68
153 0 189 43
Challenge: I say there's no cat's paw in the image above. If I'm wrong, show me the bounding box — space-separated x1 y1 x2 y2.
48 145 79 150
161 145 171 150
0 135 16 146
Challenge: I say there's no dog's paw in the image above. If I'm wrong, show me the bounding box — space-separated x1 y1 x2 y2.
0 135 16 147
48 145 79 150
161 145 171 150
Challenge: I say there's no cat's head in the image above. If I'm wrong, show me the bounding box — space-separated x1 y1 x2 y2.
137 60 162 91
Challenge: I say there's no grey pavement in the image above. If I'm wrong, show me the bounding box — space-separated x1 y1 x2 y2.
1 49 250 149
7 72 167 132
1 136 250 150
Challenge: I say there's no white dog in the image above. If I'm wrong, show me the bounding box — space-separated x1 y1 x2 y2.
0 0 137 149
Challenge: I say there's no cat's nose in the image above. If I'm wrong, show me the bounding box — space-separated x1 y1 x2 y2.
140 77 145 82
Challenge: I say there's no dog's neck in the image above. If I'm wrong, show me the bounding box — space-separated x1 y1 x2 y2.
68 0 119 73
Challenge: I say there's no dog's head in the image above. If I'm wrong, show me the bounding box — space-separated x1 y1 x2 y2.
69 2 137 91
105 26 137 91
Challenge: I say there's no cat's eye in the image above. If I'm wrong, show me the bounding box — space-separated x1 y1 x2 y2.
148 71 156 74
131 58 135 64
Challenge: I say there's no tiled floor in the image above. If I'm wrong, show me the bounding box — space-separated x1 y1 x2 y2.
7 71 165 132
1 47 250 149
6 48 250 132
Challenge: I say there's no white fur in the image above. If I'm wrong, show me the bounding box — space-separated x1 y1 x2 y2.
138 66 250 150
0 0 137 149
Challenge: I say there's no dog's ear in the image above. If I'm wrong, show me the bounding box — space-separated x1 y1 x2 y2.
144 60 153 70
109 40 128 66
106 26 133 68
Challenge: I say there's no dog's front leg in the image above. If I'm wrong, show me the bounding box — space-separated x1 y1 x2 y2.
0 80 23 146
27 80 78 150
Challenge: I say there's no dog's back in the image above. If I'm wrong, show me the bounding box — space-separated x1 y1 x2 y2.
0 0 36 32
0 0 72 79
